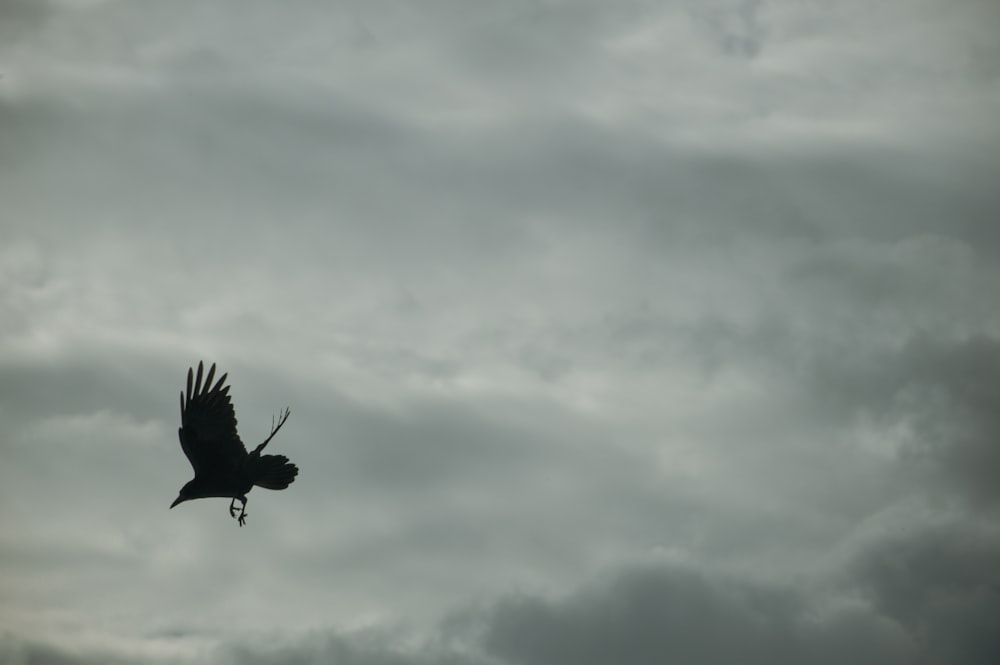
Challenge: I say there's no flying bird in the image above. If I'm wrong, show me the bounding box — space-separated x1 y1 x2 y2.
171 361 299 526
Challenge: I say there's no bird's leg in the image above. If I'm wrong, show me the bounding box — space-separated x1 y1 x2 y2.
229 497 239 518
235 495 248 527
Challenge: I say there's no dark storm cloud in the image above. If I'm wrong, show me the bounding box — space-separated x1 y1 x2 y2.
475 522 1000 665
850 521 1000 665
27 551 995 665
796 333 1000 507
893 336 1000 508
3 478 997 665
482 564 914 665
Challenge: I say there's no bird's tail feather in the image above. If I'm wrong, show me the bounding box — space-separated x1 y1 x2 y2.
252 454 299 490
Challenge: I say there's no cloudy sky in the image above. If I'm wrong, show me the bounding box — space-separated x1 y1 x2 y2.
2 0 1000 663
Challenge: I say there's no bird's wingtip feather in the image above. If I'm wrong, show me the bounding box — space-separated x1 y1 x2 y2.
204 363 216 394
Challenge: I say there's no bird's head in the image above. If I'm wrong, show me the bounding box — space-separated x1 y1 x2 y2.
170 481 195 509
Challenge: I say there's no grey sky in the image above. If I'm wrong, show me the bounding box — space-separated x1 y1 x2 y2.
2 0 999 663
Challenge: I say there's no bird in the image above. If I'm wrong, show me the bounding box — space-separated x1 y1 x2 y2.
170 361 299 526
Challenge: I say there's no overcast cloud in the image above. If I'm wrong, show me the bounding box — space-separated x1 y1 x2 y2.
2 0 1000 663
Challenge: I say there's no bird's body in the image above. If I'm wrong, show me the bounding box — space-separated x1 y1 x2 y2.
171 361 298 526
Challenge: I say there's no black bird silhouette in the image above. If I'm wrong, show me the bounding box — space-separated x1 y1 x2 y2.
170 361 299 526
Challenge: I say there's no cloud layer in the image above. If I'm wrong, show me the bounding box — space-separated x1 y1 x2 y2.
2 0 999 663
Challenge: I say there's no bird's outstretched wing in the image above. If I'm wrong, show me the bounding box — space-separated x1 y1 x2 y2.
178 361 247 474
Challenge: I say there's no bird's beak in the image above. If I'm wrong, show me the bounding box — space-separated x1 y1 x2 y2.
170 495 185 509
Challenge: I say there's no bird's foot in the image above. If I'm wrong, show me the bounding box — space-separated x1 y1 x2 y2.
231 496 248 526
